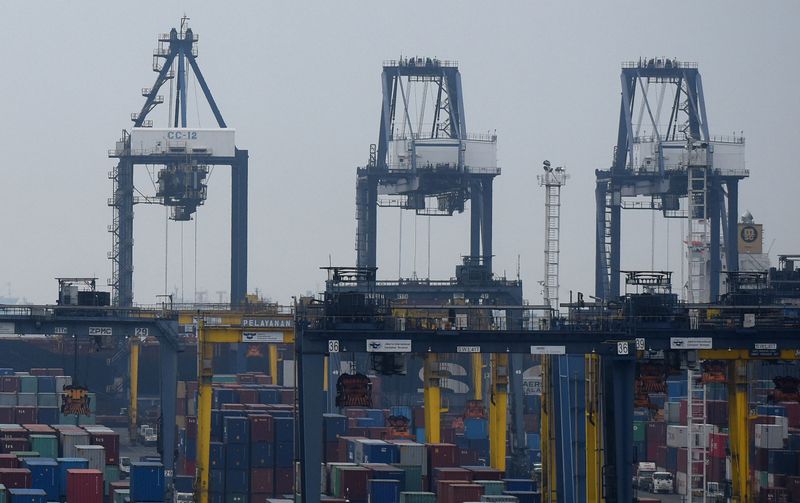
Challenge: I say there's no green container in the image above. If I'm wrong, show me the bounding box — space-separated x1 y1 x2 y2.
18 375 38 393
10 451 39 459
475 479 504 495
211 375 237 384
36 393 58 407
632 421 646 443
104 464 121 494
113 488 129 503
0 483 6 503
400 492 436 503
397 465 423 491
29 435 58 459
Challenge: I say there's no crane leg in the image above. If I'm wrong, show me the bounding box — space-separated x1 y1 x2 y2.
129 339 139 445
586 354 603 503
541 355 557 503
268 344 279 385
489 353 509 470
729 359 750 503
423 354 441 443
472 352 483 400
195 323 213 503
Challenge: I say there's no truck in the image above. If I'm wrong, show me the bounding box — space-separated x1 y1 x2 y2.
635 462 657 490
138 424 158 446
651 471 674 494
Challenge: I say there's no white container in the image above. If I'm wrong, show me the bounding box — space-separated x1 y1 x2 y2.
75 445 105 471
54 376 72 392
60 431 90 458
667 425 687 447
754 424 784 449
16 393 36 407
666 423 717 448
0 393 17 406
390 440 427 473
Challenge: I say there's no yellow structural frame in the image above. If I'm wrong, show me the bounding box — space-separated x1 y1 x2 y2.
129 338 140 442
472 352 483 400
541 355 557 503
489 353 509 471
585 354 603 503
191 316 295 503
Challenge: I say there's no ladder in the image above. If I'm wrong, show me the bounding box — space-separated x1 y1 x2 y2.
686 164 710 303
686 368 708 503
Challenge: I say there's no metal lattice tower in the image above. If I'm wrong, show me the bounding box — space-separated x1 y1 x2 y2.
538 162 568 314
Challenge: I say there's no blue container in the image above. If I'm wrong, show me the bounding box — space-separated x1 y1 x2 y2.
209 469 225 494
757 405 787 417
529 449 542 463
362 442 399 464
504 479 535 492
0 368 14 376
526 433 541 450
225 444 249 470
258 388 280 403
322 413 348 441
415 428 426 443
56 457 88 497
390 406 412 421
22 458 58 500
767 450 798 476
455 434 469 450
464 418 489 440
130 461 165 501
7 488 47 503
210 442 225 469
666 379 688 399
224 469 249 493
273 417 294 440
211 409 224 441
223 416 250 444
35 376 56 393
666 446 678 472
174 474 194 493
268 409 293 418
185 436 198 460
213 388 237 407
36 407 59 425
369 479 400 503
355 417 377 427
250 442 273 468
365 408 385 424
504 491 538 503
275 441 294 468
467 438 489 456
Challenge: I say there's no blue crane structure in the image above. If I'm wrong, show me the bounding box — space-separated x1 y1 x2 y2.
595 58 748 302
108 21 248 307
355 57 499 274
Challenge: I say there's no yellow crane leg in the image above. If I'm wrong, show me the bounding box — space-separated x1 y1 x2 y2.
728 359 750 503
489 353 508 470
472 353 483 400
195 321 214 503
585 354 603 503
541 355 557 503
129 339 140 444
323 356 329 392
268 344 279 385
423 354 441 443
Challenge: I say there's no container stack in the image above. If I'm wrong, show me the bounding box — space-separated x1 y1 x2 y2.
750 404 800 499
0 369 89 426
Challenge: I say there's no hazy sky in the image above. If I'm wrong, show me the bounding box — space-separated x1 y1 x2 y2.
1 1 798 306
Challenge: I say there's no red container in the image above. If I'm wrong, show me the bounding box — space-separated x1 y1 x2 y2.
249 414 274 442
365 427 392 440
0 467 31 489
237 389 259 403
1 438 29 453
427 443 458 470
655 445 667 469
90 431 120 464
324 441 343 462
0 408 14 423
0 426 28 439
433 467 472 484
335 466 368 500
436 480 461 502
447 483 484 503
221 403 245 411
23 424 55 434
66 468 103 503
646 422 666 461
780 402 800 428
1 376 19 392
274 466 294 494
14 406 36 424
29 368 48 376
280 388 295 404
441 427 456 444
709 433 728 459
457 448 479 466
786 476 800 502
250 468 273 493
0 454 18 468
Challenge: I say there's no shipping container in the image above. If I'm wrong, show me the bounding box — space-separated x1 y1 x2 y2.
20 459 57 500
66 468 102 503
129 462 165 501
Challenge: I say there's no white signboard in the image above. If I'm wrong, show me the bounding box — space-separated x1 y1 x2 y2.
129 128 236 157
0 323 13 335
366 339 412 353
242 332 284 343
530 345 566 355
242 318 293 329
670 337 713 350
89 327 112 336
523 377 542 395
457 346 481 353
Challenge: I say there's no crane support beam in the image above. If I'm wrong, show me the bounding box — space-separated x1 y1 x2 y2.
423 354 442 444
471 352 482 400
728 359 751 503
195 320 213 503
541 355 557 503
489 353 508 470
586 354 603 503
129 339 140 443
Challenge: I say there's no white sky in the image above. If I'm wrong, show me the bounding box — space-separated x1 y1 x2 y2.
1 1 798 305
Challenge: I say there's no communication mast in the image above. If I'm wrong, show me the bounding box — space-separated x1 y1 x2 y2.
538 161 568 316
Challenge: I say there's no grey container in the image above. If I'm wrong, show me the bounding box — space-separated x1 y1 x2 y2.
75 444 105 471
0 393 17 406
54 376 72 392
60 431 90 458
37 393 58 407
17 393 37 407
18 375 37 393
